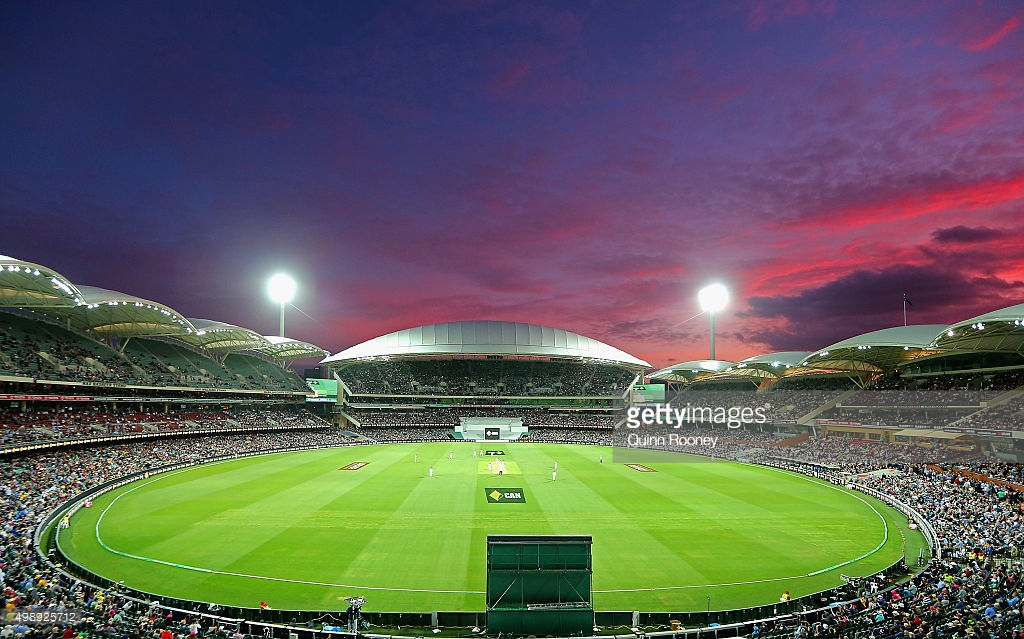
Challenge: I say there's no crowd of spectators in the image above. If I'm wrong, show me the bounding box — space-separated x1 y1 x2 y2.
0 313 306 393
337 359 635 397
859 466 1024 557
5 418 1024 639
0 407 331 447
870 371 1024 392
758 557 1024 639
8 425 1024 639
746 437 947 474
356 427 453 442
1 317 131 384
2 349 1024 639
820 395 1022 430
612 424 973 474
349 408 618 442
771 376 858 391
0 427 359 639
666 388 848 423
520 428 613 444
742 453 1024 639
345 407 617 430
841 390 1001 408
662 371 1024 432
955 396 1024 432
822 407 979 429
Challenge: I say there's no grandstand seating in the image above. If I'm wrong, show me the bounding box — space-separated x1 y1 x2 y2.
345 406 616 430
0 313 134 383
0 406 330 447
666 387 849 423
6 423 1024 639
1 311 307 393
7 307 1024 638
337 359 635 397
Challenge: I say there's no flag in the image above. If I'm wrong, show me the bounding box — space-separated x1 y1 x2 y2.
904 294 913 307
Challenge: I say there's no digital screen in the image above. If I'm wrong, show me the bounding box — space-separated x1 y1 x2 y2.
485 427 501 440
633 383 665 403
306 378 339 403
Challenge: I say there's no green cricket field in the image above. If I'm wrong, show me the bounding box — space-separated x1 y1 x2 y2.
57 442 924 612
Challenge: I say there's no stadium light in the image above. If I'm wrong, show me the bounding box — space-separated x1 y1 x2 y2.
267 273 297 337
698 283 729 360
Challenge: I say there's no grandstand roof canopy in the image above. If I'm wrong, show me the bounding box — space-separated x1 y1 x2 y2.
0 256 331 359
257 335 330 360
182 319 268 352
0 255 85 308
322 320 650 370
724 351 813 379
931 303 1024 354
649 360 733 383
166 321 328 361
794 325 949 374
39 285 199 337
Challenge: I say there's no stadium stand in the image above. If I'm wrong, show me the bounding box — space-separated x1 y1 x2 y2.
1 312 311 393
338 359 636 396
1 427 357 632
7 426 1024 639
0 405 332 447
6 260 1024 636
345 407 616 430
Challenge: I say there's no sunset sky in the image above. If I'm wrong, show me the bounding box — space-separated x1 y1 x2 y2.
3 1 1023 368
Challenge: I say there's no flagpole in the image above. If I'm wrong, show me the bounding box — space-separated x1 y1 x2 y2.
903 296 907 327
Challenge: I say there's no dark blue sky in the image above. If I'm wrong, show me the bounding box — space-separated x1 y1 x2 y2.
3 1 1023 367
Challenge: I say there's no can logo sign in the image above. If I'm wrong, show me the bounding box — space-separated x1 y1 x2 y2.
485 488 526 503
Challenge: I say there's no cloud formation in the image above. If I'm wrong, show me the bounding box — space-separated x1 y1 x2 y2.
1 1 1023 370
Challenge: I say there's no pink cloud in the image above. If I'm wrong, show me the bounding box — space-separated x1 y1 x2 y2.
964 12 1021 51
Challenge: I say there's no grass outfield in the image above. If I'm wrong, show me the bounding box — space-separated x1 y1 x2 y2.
58 443 925 612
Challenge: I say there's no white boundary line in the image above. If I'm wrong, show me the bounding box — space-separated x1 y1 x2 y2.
595 465 891 593
80 450 892 597
90 454 486 595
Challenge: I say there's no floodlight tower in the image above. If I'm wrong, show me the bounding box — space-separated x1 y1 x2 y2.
698 283 729 360
267 273 297 337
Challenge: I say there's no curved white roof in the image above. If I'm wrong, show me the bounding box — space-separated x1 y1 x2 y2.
32 285 198 337
724 351 813 379
798 324 949 373
649 360 732 383
0 255 85 307
735 351 812 367
0 257 333 357
815 325 950 351
934 303 1024 353
322 320 650 369
949 303 1024 326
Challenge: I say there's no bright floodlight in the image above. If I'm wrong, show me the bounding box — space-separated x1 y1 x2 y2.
698 283 728 360
698 283 729 313
267 273 297 304
267 273 297 337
